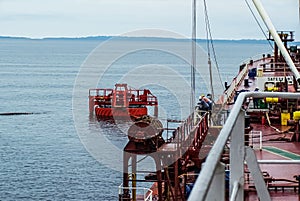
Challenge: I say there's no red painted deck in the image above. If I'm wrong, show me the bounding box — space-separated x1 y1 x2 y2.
226 54 300 200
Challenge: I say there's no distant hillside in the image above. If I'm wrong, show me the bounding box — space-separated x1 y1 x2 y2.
0 35 275 43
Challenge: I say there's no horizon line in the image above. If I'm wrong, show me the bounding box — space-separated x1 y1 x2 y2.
0 35 277 41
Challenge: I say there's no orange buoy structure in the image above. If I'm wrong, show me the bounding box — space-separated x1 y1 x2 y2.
89 83 158 119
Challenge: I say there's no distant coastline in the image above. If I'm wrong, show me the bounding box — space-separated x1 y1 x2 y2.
0 35 299 44
0 35 273 42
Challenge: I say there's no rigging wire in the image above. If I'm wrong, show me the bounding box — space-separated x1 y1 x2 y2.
203 0 224 97
245 0 273 49
202 0 226 126
191 0 196 115
128 155 149 167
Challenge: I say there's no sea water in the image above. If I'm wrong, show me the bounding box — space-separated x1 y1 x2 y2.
0 37 272 200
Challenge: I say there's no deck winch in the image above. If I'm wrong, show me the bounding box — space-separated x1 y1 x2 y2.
127 115 165 152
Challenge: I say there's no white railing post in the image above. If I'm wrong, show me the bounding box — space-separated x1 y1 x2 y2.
229 181 240 201
229 109 245 200
245 147 271 201
205 162 225 201
249 131 262 150
259 131 262 151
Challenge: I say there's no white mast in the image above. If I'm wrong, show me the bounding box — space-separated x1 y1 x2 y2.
252 0 300 84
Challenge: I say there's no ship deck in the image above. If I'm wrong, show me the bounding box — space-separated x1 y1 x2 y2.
224 55 300 200
118 42 300 200
245 123 300 200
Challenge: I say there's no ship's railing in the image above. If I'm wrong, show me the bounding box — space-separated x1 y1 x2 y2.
223 53 272 105
171 111 209 154
240 52 271 66
188 92 300 201
161 110 209 162
245 130 262 150
224 62 249 104
118 184 153 201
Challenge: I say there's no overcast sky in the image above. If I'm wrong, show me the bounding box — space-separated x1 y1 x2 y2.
0 0 299 40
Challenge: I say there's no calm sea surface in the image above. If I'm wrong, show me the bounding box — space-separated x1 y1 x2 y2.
0 37 272 200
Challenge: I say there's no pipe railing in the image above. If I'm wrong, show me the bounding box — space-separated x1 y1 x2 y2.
188 92 300 201
246 130 262 150
118 184 153 201
224 63 249 104
258 160 300 164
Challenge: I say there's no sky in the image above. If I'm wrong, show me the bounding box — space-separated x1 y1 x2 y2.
0 0 299 40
